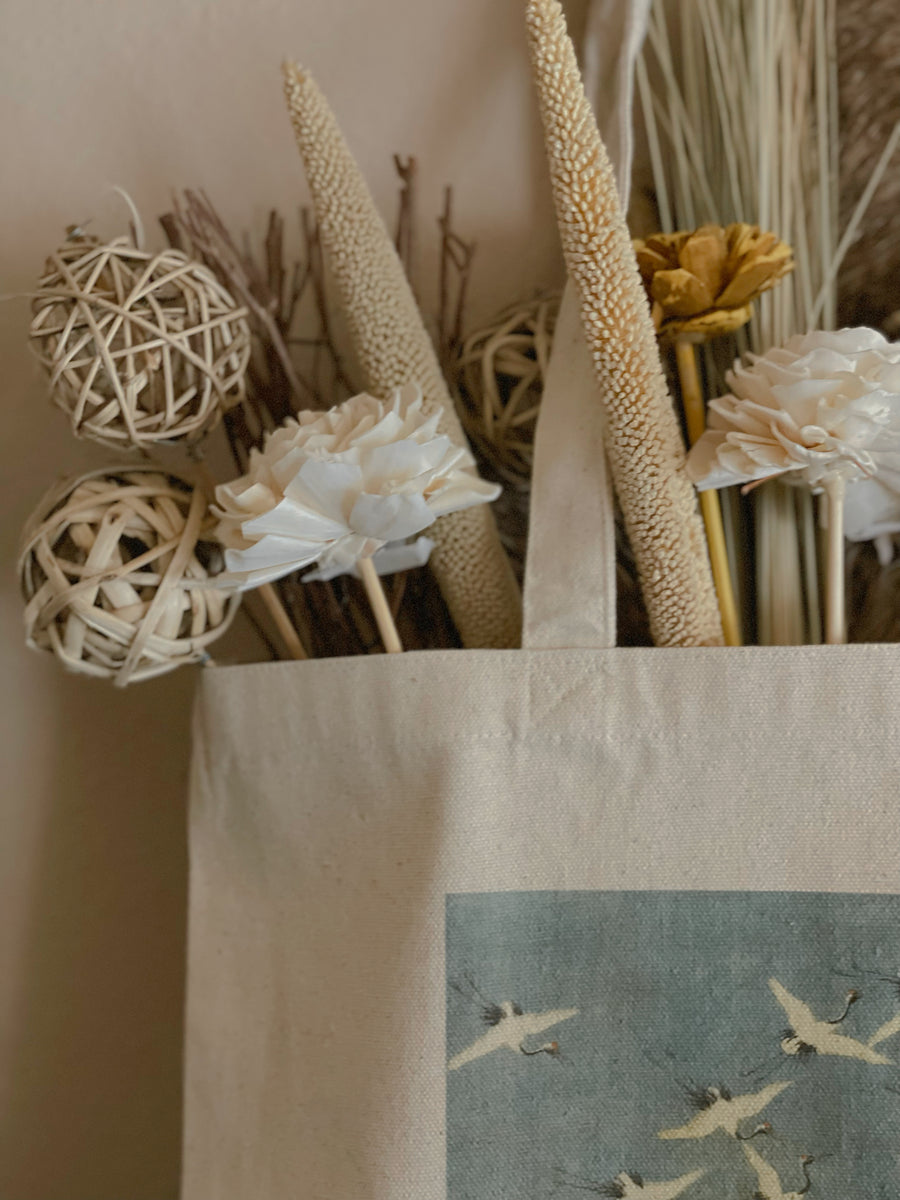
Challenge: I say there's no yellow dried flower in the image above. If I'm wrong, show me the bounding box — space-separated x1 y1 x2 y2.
635 223 794 343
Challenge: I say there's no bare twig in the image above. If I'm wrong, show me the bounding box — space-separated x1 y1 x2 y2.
438 186 477 367
163 191 314 417
393 154 417 284
300 207 358 398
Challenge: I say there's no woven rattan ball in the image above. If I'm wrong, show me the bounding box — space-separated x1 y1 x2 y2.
19 467 240 686
29 235 251 449
453 293 559 487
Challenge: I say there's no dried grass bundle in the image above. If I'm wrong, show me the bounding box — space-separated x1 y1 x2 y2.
636 0 900 644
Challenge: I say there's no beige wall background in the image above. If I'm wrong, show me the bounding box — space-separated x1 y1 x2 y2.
0 1 589 1196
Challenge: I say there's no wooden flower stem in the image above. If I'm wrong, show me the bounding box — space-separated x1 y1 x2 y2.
358 556 403 653
674 339 742 646
824 476 846 645
190 452 309 661
258 583 308 660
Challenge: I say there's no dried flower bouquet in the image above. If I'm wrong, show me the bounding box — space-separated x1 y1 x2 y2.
16 0 900 685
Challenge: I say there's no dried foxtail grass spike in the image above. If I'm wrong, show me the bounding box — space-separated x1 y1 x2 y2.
19 467 240 686
282 62 521 649
525 0 722 647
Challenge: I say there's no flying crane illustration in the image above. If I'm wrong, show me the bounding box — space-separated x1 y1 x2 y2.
447 999 579 1070
768 977 893 1063
862 967 900 1048
869 1009 900 1048
657 1082 792 1140
834 962 900 1049
559 1167 705 1199
742 1141 815 1199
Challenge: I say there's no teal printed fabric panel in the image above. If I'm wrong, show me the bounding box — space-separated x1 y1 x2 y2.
445 891 900 1199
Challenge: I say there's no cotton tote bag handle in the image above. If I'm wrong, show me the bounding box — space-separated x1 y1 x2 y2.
521 0 651 651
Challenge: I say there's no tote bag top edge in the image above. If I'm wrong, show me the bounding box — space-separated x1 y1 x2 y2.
194 643 900 761
201 641 900 686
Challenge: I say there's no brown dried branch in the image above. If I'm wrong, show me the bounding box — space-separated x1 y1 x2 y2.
299 208 358 399
438 186 477 368
163 191 313 421
393 154 417 282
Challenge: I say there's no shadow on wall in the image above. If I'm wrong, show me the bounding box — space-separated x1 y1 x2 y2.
0 660 196 1200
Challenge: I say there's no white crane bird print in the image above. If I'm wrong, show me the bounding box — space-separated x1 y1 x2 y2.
559 1167 705 1198
657 1082 792 1140
741 1141 815 1199
447 999 579 1071
869 1009 900 1049
852 967 900 1049
768 978 894 1064
445 891 900 1198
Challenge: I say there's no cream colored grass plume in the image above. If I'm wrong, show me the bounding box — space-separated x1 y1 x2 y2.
282 63 521 650
525 0 722 646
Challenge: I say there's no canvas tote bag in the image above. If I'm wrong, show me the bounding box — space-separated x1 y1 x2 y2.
183 7 900 1197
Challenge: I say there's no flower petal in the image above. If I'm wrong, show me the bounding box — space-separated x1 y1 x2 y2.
650 267 716 317
349 491 435 541
211 382 500 583
285 458 363 522
240 496 348 542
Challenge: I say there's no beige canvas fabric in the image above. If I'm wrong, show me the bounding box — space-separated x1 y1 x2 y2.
522 282 617 649
582 0 651 190
185 647 900 1199
183 5 900 1197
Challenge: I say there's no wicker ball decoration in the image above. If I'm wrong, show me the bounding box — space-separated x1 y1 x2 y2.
452 293 560 487
19 466 240 686
29 235 251 449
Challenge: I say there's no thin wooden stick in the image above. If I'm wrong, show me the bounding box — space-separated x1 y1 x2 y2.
393 154 417 281
357 556 403 653
675 340 741 645
190 451 310 661
437 186 477 367
824 476 846 644
797 486 822 643
698 492 742 646
675 339 709 447
258 582 308 660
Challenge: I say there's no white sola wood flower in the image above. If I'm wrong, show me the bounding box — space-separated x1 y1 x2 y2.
214 383 500 589
686 327 900 643
686 328 900 537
